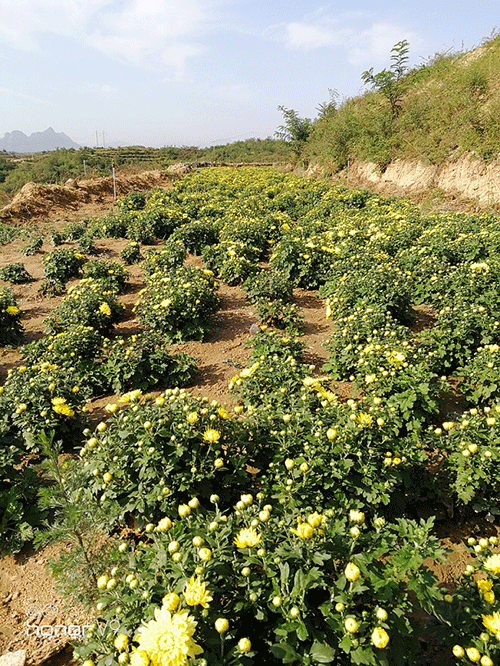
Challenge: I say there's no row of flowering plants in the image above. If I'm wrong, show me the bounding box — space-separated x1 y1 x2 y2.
72 497 445 666
4 167 500 666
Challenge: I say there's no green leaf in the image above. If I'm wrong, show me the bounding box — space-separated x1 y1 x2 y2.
310 640 337 663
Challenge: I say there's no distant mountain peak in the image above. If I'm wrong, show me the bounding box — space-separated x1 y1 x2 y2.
0 128 80 153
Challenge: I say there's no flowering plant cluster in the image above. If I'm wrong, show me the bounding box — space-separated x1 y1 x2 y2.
0 361 87 448
45 278 125 334
135 265 219 342
0 287 23 345
428 406 500 519
42 247 87 283
438 537 500 666
82 259 129 293
202 241 260 286
0 261 34 284
243 269 301 330
74 497 444 666
142 241 187 275
120 241 142 265
71 390 251 528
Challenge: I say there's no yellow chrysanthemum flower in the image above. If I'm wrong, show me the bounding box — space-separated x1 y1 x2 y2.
484 554 500 575
134 607 203 666
183 576 213 609
234 527 261 548
202 429 221 443
99 302 112 316
483 611 500 635
478 579 493 593
6 306 20 315
371 627 390 649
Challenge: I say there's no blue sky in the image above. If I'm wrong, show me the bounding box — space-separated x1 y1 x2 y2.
0 0 498 148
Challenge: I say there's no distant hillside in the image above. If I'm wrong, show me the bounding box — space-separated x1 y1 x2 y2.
305 35 500 172
0 128 80 154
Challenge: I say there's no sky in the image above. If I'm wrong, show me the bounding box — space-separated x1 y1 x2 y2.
0 0 498 148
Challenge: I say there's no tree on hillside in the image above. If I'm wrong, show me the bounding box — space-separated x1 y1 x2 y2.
361 40 410 118
275 106 312 161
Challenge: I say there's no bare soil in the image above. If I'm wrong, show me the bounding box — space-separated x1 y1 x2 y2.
0 169 496 666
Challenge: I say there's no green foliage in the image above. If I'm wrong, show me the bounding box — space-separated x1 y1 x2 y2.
100 331 197 394
436 537 500 665
42 247 86 283
73 392 251 528
0 362 87 449
428 405 500 518
45 278 125 334
0 262 33 284
119 241 142 265
202 241 260 286
0 287 23 345
72 498 444 666
0 437 44 554
22 230 43 256
361 40 411 118
275 106 313 160
143 240 187 275
135 265 220 342
243 269 300 330
83 259 129 293
307 35 500 169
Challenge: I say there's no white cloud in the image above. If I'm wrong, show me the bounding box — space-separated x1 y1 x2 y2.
278 10 420 67
0 0 106 48
0 0 221 78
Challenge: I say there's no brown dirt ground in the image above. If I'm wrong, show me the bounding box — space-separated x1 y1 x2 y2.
0 169 497 666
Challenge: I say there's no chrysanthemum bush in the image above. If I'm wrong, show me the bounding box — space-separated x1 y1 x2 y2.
42 247 87 283
0 362 87 449
0 261 34 284
0 287 23 345
45 278 125 334
319 262 415 326
243 269 301 330
135 265 219 342
420 298 500 373
120 241 142 265
142 241 187 275
202 241 260 286
21 324 105 397
322 305 411 379
0 434 45 554
82 259 129 293
71 390 252 528
426 405 500 520
99 331 197 394
459 344 500 405
73 498 445 666
437 537 500 666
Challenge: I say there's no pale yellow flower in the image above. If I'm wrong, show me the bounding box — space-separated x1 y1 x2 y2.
483 611 500 635
371 627 390 649
202 429 220 443
183 576 213 608
484 554 500 574
99 302 112 316
234 527 261 548
345 563 361 581
134 607 203 666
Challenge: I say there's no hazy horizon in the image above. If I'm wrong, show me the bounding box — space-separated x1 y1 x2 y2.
1 0 498 149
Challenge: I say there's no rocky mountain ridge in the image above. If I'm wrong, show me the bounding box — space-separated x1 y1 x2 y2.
0 128 80 154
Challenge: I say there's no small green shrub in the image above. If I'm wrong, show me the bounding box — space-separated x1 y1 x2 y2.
135 265 219 342
0 262 34 284
0 288 23 345
42 247 86 283
45 278 125 334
